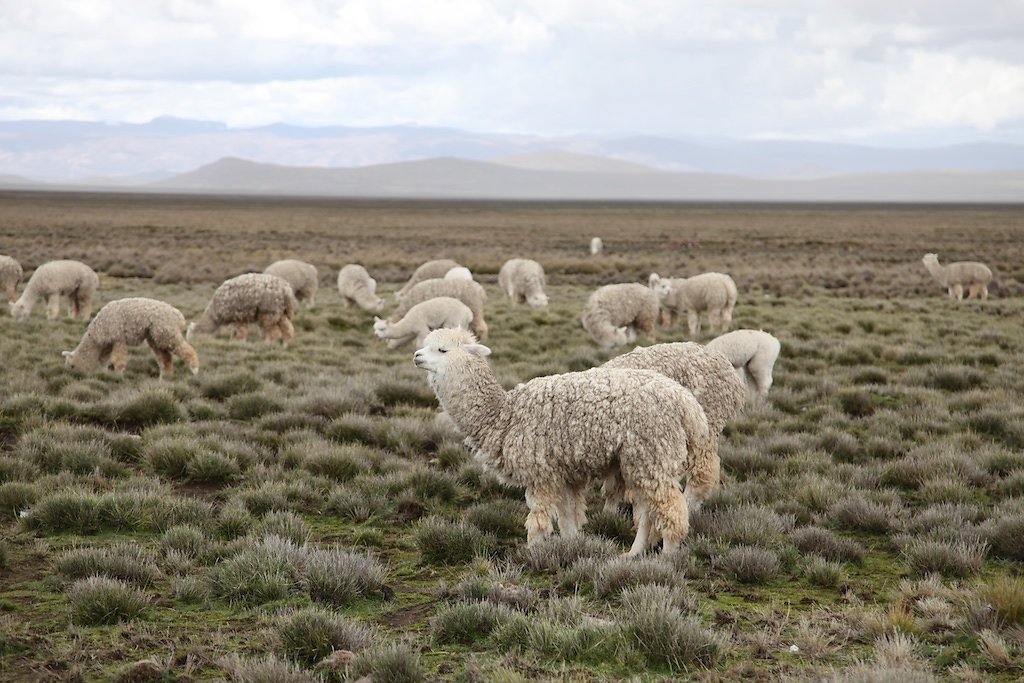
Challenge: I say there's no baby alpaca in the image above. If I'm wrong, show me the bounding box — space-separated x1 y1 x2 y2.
581 283 658 348
10 259 99 321
498 258 549 307
264 259 318 307
649 272 737 337
337 264 384 313
0 255 22 303
921 253 993 301
63 297 199 379
373 297 474 349
187 273 297 346
392 278 488 339
706 329 781 398
415 328 708 556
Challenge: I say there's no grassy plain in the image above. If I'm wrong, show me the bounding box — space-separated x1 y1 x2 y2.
1 191 1023 682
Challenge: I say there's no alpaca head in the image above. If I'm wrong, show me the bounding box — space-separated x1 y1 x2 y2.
9 300 29 321
922 253 939 268
649 273 673 301
413 328 490 374
372 316 390 338
62 349 90 372
526 291 549 307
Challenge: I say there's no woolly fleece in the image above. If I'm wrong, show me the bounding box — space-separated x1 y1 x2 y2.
581 283 658 348
10 259 99 321
498 258 549 307
64 297 198 379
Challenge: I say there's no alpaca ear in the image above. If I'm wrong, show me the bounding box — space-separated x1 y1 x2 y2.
463 343 491 358
649 273 660 286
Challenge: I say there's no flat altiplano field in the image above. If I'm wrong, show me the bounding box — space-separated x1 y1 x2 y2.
1 192 1023 682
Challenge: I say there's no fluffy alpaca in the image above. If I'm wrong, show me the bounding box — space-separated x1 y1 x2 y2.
590 237 603 256
706 329 781 399
581 283 658 348
373 297 474 348
601 342 746 515
187 273 297 346
498 258 549 307
0 255 22 303
649 272 737 337
10 259 99 321
336 264 384 313
396 259 461 300
63 298 199 379
444 266 474 281
263 259 318 307
414 328 709 556
392 278 488 338
921 253 993 301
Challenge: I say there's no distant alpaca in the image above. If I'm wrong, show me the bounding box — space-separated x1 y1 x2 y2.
921 253 992 301
590 237 603 256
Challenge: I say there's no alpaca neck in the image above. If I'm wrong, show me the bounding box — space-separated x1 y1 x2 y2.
431 354 511 466
924 259 948 284
193 311 218 334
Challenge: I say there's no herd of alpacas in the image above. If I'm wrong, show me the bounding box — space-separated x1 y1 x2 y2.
0 246 993 555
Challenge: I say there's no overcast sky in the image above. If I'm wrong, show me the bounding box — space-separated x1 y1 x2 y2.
2 1 1023 145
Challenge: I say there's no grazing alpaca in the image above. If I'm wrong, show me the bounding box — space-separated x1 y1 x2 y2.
921 253 993 301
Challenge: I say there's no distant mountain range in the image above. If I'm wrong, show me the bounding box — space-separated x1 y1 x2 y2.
0 117 1022 201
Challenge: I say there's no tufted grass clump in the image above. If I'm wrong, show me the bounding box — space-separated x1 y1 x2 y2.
207 537 303 606
200 372 263 400
276 606 372 666
803 556 847 588
976 576 1024 627
227 393 285 421
21 490 100 534
584 508 636 546
55 543 161 588
0 481 39 518
789 527 866 564
985 513 1024 561
69 576 149 626
591 556 689 599
621 584 727 671
691 505 794 548
221 653 317 683
304 547 390 606
902 538 986 577
186 451 240 483
519 534 618 572
256 511 310 546
431 601 516 645
415 517 496 565
349 642 425 683
721 545 780 584
160 524 208 559
829 495 895 534
106 389 185 430
299 444 370 482
173 576 211 604
464 500 528 540
926 367 985 392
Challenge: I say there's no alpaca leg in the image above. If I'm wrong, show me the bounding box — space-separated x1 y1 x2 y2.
638 317 656 342
980 284 989 300
46 293 60 320
174 340 200 375
648 485 689 555
687 309 700 337
953 283 964 301
524 490 556 545
109 343 129 374
277 317 295 347
148 342 174 379
77 293 93 320
557 489 582 537
625 500 651 557
658 309 671 328
683 447 720 514
602 471 627 512
720 305 734 333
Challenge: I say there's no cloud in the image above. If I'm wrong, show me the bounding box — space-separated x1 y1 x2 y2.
0 1 1022 142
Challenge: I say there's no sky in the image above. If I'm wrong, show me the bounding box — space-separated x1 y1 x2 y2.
2 0 1024 145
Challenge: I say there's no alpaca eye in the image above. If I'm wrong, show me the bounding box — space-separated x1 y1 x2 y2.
439 348 448 354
